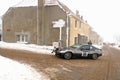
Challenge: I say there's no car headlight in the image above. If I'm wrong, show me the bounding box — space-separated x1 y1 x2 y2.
59 50 66 53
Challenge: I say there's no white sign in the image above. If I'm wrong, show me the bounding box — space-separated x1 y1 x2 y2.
52 19 65 28
53 42 59 48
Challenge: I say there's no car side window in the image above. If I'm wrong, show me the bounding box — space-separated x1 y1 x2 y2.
81 45 90 50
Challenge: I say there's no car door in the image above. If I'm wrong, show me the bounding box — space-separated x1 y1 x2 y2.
80 45 90 57
74 46 83 54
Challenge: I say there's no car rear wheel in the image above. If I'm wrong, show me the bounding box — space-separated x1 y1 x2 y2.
64 53 72 60
92 53 98 60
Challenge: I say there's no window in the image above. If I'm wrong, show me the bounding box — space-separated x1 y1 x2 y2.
74 37 78 44
75 20 77 28
16 34 28 43
79 21 82 28
81 45 90 50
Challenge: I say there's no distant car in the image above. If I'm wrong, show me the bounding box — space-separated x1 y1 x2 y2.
54 44 102 60
118 45 120 47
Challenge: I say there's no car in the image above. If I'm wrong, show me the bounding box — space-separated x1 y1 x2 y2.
118 45 120 47
54 44 102 60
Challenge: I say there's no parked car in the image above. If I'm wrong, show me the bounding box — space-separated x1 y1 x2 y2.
54 44 102 60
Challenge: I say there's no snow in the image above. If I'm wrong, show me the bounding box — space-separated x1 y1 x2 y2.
14 0 37 7
112 45 120 50
13 0 58 7
0 41 53 80
0 56 49 80
0 41 54 54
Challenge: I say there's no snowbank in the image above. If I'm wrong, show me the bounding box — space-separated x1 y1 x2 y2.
0 41 54 54
112 45 120 50
0 42 51 80
0 56 49 80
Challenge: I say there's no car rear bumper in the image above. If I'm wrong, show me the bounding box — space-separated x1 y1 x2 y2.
98 54 102 56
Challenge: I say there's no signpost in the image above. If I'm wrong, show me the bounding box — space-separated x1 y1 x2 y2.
52 19 65 47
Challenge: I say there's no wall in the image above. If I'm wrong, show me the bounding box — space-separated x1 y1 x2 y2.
2 7 37 43
43 5 67 46
69 15 90 46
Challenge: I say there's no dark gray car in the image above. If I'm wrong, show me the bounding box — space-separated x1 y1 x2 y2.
54 44 102 60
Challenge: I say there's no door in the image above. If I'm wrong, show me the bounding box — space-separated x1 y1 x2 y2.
80 45 90 57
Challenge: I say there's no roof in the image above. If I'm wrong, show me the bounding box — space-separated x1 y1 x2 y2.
45 0 81 20
58 1 85 22
13 0 37 7
8 0 80 19
44 0 59 6
5 0 82 22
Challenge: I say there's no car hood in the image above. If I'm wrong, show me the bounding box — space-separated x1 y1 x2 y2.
59 47 75 51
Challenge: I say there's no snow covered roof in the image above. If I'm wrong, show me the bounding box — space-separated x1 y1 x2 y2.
5 0 80 21
11 0 69 14
44 0 73 14
13 0 37 7
44 0 59 6
13 0 58 7
13 0 74 15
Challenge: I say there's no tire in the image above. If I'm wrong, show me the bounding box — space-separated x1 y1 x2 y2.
64 52 72 60
92 53 98 60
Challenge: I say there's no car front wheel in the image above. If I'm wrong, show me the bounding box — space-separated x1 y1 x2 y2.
92 53 98 60
64 52 72 60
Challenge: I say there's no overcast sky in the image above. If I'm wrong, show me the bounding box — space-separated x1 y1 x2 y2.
0 0 120 43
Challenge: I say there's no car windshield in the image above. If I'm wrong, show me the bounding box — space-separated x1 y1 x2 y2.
70 45 81 49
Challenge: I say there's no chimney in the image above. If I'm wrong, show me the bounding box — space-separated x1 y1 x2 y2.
81 16 83 20
45 0 58 4
76 10 80 17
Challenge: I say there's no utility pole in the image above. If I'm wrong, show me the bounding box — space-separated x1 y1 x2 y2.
37 0 45 45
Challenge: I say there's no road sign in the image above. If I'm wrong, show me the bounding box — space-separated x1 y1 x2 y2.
52 19 65 28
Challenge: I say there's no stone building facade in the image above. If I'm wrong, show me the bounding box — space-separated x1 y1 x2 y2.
2 0 101 46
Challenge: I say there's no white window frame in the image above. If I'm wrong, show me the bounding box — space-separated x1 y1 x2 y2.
16 34 28 43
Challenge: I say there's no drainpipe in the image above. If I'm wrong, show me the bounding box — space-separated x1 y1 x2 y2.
66 13 70 47
37 1 39 44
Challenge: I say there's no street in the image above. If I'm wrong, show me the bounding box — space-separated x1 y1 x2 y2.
0 45 120 80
